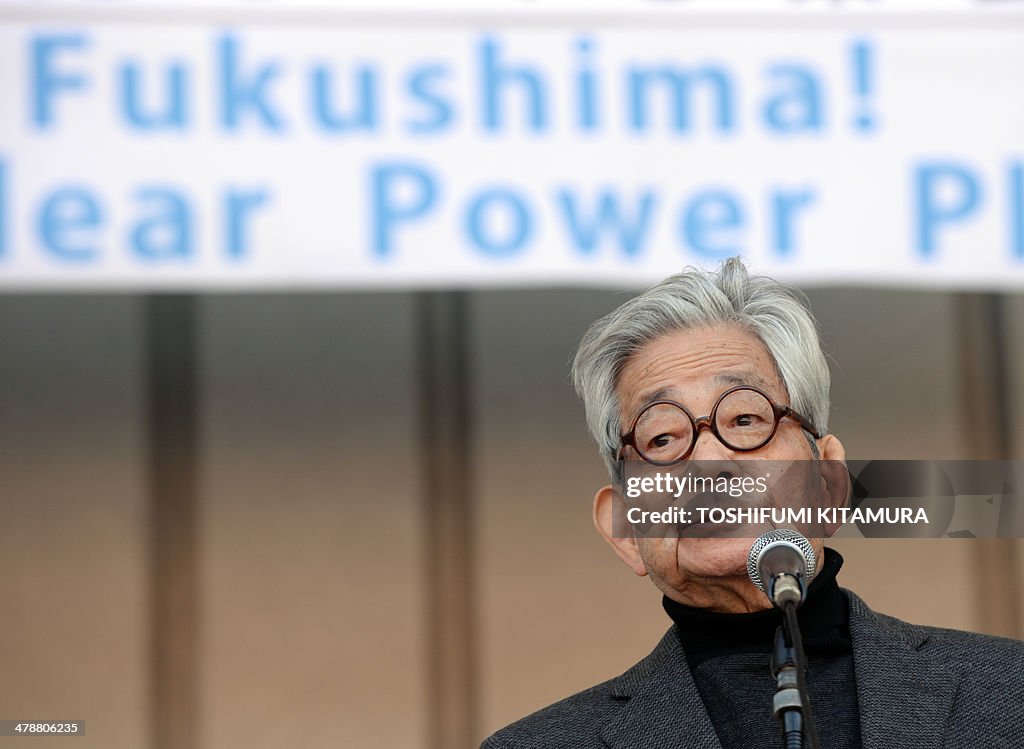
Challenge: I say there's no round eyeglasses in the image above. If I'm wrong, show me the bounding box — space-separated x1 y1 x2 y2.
618 385 821 467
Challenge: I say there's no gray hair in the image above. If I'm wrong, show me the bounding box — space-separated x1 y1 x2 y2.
571 257 830 481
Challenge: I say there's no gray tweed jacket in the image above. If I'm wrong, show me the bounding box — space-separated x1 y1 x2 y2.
482 590 1024 748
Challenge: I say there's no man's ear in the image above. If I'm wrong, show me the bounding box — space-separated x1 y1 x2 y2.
816 434 850 536
593 484 648 577
818 434 849 507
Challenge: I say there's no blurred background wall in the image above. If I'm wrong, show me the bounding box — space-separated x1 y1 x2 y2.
1 288 1023 749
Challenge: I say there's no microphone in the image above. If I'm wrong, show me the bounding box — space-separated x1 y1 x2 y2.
747 529 817 608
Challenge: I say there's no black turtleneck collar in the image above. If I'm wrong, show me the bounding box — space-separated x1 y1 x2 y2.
663 547 850 670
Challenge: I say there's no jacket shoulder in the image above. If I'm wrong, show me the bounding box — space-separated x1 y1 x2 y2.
847 589 1024 673
912 620 1024 675
480 630 681 749
865 602 1024 673
848 588 1024 735
479 677 623 749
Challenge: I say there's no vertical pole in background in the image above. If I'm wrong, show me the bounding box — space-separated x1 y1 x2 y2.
955 293 1023 639
417 291 479 749
145 295 200 749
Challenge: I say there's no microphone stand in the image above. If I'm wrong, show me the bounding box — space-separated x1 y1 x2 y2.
770 599 822 749
771 612 805 749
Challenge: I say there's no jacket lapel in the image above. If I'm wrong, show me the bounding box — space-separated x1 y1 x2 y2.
599 630 723 749
846 590 960 749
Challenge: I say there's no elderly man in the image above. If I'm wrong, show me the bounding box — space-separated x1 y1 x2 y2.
482 259 1023 749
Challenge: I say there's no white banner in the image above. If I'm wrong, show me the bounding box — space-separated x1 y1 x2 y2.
1 13 1023 289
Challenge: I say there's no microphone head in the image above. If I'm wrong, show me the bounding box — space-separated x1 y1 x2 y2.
746 528 817 597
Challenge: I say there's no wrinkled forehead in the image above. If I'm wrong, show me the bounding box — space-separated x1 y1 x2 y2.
615 325 787 425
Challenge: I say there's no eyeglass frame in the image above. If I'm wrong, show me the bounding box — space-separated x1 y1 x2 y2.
617 384 822 467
